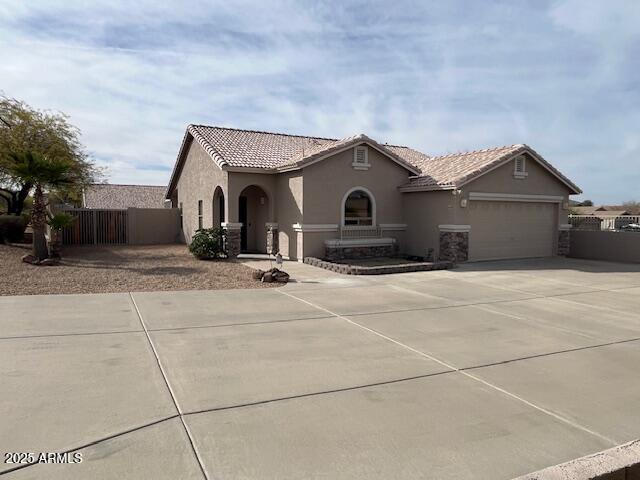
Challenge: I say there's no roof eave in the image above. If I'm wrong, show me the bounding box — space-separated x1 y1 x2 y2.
398 184 455 192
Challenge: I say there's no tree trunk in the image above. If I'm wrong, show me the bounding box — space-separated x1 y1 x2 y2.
31 184 48 260
0 183 32 216
14 182 32 216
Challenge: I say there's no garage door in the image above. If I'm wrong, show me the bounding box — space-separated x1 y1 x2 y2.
469 201 556 261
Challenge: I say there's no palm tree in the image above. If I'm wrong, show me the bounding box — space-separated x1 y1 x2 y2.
10 152 74 260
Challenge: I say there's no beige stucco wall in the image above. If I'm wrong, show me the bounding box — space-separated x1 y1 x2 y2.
127 208 181 245
302 146 411 224
403 190 457 258
299 145 411 258
458 154 573 225
227 172 277 222
175 140 228 242
570 230 640 263
275 172 303 259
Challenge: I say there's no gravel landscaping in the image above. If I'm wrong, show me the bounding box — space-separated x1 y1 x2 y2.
0 244 275 295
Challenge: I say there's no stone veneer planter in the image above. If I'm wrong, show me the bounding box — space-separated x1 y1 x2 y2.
304 257 452 275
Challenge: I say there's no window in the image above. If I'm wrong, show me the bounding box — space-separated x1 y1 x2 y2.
344 190 373 225
514 155 527 178
179 202 183 228
352 146 370 170
197 200 203 229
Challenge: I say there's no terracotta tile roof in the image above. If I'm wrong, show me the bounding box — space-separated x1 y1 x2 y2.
188 125 422 173
167 125 581 196
400 144 581 194
83 184 167 209
188 125 336 169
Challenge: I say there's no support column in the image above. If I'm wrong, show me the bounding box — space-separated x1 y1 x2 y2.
438 224 470 263
266 223 278 255
222 222 242 259
558 224 571 256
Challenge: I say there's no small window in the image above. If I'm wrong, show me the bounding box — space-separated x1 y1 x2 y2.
352 146 370 169
514 156 527 178
344 190 373 225
197 200 203 229
179 202 184 228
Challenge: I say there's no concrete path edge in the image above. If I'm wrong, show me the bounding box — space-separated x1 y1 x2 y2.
513 439 640 479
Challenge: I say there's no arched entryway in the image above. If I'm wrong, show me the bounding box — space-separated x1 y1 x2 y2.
238 185 270 253
212 186 225 228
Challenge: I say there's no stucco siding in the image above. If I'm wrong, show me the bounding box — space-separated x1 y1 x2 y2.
459 155 572 226
176 140 228 243
276 172 303 259
300 145 411 258
302 147 411 225
403 190 456 258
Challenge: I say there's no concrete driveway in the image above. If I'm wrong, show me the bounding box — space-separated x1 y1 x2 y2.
2 257 640 479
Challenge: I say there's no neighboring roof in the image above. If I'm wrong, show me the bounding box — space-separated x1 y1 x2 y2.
400 144 582 194
572 206 630 216
572 206 600 215
83 184 167 209
166 125 581 197
595 210 630 217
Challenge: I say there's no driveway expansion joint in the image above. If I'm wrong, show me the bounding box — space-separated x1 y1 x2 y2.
129 293 210 480
277 288 619 447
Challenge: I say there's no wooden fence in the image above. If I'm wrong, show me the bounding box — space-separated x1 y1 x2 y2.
62 209 128 245
61 208 181 246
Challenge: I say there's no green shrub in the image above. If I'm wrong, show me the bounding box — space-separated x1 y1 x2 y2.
189 227 226 259
0 215 27 243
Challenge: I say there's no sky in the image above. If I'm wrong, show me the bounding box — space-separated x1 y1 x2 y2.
0 1 638 203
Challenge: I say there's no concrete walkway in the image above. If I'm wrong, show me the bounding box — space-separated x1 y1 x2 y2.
2 257 640 479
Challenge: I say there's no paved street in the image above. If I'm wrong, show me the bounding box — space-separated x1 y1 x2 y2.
2 257 640 479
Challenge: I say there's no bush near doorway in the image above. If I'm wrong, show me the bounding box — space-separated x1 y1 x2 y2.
189 227 226 259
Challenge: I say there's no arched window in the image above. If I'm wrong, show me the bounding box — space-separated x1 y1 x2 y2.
343 189 374 226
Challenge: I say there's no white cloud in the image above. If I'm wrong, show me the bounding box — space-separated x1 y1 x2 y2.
0 0 637 202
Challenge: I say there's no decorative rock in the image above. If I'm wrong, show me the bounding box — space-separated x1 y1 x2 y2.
256 267 289 284
252 269 264 280
39 258 60 266
21 254 40 265
273 270 290 283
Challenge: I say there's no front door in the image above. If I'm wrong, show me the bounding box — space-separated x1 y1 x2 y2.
239 196 247 252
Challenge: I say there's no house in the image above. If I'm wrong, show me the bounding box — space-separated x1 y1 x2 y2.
572 206 629 216
165 125 581 262
572 206 608 215
83 184 168 209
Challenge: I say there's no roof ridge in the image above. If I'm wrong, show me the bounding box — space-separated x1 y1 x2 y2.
429 144 525 160
189 124 339 142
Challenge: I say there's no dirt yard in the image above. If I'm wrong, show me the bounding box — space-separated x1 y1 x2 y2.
0 244 275 295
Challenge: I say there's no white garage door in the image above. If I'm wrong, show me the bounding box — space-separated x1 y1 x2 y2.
469 201 556 261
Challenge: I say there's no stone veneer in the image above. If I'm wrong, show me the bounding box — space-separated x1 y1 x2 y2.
266 226 279 255
558 229 570 256
438 231 469 263
325 244 398 262
305 257 452 275
224 227 241 258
